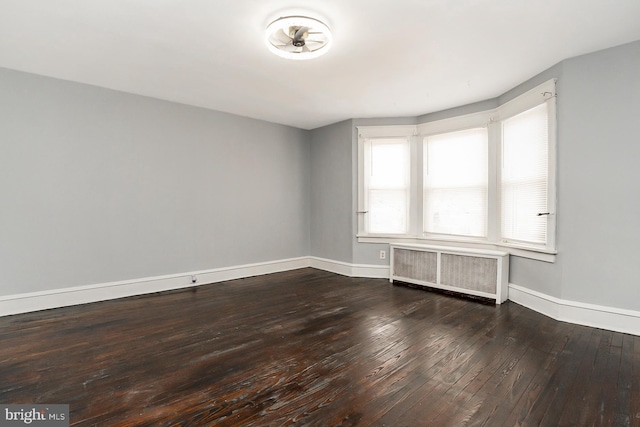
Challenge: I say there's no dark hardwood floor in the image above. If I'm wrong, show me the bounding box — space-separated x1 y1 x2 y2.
1 268 638 426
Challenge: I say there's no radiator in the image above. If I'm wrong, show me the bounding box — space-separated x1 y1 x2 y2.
390 244 509 303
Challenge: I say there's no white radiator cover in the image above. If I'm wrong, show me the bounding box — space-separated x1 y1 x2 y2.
390 244 509 303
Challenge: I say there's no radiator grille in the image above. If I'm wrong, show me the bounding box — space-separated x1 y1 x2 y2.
440 254 497 294
393 249 437 283
390 244 509 304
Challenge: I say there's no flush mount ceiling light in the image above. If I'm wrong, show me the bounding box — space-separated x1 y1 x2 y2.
265 16 332 60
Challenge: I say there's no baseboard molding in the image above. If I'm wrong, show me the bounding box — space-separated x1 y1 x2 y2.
309 257 389 279
509 283 640 336
6 260 636 337
0 257 311 317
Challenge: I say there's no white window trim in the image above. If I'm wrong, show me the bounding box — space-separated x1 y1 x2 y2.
357 79 558 263
496 79 557 254
357 126 416 237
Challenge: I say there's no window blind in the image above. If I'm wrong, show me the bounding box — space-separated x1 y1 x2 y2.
365 138 410 234
423 128 488 237
501 103 549 244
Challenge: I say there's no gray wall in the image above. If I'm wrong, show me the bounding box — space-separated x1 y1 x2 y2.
309 120 353 263
557 40 640 308
0 68 310 296
505 40 640 308
2 39 639 313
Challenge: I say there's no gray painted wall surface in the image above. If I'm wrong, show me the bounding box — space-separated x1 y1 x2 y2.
2 39 639 313
557 41 640 308
0 68 310 296
417 99 499 123
309 120 353 262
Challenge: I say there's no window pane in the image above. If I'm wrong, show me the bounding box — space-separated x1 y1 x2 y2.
501 103 548 244
424 128 488 237
368 189 408 234
365 139 409 234
370 142 406 189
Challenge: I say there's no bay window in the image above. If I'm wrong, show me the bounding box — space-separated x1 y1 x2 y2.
357 79 557 261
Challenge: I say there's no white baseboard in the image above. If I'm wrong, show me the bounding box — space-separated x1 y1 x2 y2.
309 257 389 279
0 257 311 317
4 259 637 337
508 283 640 336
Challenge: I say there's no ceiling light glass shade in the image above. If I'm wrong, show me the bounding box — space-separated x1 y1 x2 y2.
265 16 332 60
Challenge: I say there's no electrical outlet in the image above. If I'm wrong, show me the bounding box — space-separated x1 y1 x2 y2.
379 250 386 260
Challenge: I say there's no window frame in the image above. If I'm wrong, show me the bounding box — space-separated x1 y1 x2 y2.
496 80 557 255
420 119 492 242
423 128 490 239
357 79 557 262
362 136 411 235
357 125 416 239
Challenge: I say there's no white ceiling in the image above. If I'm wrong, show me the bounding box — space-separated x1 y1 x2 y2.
1 1 639 130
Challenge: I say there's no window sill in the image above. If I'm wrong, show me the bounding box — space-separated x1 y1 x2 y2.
356 235 556 263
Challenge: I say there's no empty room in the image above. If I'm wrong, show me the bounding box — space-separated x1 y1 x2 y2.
1 0 640 425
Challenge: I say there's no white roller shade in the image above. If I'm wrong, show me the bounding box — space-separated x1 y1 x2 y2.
364 138 410 234
424 128 488 237
501 103 549 244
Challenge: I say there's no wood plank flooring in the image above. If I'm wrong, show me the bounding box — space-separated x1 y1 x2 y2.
0 268 638 426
